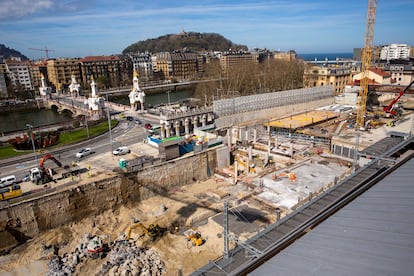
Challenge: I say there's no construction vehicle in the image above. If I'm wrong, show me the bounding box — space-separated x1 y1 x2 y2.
29 153 81 184
126 221 162 241
272 172 296 182
184 229 205 247
383 80 414 117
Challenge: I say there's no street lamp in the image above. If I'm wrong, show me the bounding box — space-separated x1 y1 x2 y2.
166 90 171 106
105 97 113 151
26 124 39 168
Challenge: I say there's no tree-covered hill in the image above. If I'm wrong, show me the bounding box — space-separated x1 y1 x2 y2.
123 32 248 53
0 44 28 60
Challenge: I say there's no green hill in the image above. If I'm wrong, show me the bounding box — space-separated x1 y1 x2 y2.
123 32 248 53
0 44 28 60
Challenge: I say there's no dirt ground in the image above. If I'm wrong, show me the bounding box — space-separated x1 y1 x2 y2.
0 177 243 276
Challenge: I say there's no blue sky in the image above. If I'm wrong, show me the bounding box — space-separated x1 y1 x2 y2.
0 0 413 60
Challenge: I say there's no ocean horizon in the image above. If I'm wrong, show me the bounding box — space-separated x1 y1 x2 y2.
297 52 353 61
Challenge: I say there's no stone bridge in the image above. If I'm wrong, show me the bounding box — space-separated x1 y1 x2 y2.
46 97 94 118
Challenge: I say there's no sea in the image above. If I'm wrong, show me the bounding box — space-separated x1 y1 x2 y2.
297 53 353 61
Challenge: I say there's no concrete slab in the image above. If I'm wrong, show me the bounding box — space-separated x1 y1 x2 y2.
255 157 349 210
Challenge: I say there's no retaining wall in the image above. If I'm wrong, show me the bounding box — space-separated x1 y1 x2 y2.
0 149 218 251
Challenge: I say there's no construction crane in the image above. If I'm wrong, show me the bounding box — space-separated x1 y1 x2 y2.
28 47 55 59
356 0 378 129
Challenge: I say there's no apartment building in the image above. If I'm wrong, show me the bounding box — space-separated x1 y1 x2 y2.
128 53 153 79
383 62 414 86
219 51 256 72
47 58 81 92
5 59 33 91
380 44 410 61
80 55 132 89
303 65 352 95
29 60 47 91
352 68 391 85
274 50 297 61
155 51 200 80
0 59 7 98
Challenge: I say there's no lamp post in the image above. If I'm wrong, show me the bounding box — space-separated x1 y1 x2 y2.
166 90 171 106
26 124 39 168
105 96 113 151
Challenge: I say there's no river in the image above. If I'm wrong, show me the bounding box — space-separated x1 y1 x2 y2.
0 89 194 133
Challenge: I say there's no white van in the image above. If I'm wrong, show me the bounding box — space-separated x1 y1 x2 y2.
0 175 16 187
113 146 130 156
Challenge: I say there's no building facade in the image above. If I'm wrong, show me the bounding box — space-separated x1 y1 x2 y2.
128 53 153 79
47 58 81 93
219 51 256 72
380 44 411 61
5 59 33 91
383 62 414 86
303 65 352 95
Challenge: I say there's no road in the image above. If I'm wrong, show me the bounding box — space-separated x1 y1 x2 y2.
0 114 159 185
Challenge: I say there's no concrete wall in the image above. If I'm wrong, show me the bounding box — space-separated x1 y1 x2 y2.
0 149 218 251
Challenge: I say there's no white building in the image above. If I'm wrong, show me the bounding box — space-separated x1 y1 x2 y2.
6 60 33 91
68 74 81 97
85 77 104 114
380 44 410 61
128 71 146 112
39 73 52 98
128 53 153 78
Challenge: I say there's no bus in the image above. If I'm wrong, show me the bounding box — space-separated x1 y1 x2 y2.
0 185 23 201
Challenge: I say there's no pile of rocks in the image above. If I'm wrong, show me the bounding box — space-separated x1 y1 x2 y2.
46 234 165 275
98 239 165 275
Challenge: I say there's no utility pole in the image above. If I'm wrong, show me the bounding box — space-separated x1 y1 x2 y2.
26 124 39 168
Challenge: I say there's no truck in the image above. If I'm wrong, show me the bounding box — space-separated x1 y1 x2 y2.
29 154 83 184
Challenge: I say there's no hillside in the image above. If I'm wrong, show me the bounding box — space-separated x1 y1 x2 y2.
123 32 248 53
0 44 28 60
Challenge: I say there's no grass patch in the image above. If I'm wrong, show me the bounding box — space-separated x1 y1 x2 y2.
0 119 117 159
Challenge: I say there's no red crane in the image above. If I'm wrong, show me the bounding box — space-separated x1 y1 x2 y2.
383 80 414 116
28 47 55 59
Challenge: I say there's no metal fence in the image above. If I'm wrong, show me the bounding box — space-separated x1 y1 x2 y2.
213 86 334 116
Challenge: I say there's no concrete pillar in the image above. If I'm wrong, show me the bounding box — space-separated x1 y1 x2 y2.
253 128 257 143
245 127 249 142
276 207 281 221
174 121 180 136
160 122 166 139
228 127 232 148
194 116 199 129
165 122 171 138
202 114 207 127
184 118 190 135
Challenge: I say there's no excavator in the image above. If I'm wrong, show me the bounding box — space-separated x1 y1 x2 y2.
29 153 63 184
126 221 162 241
184 229 205 247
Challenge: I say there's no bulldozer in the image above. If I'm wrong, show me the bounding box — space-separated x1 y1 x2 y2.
126 221 162 241
184 229 205 247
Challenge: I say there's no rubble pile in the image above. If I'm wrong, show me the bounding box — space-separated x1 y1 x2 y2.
46 234 165 275
98 239 165 275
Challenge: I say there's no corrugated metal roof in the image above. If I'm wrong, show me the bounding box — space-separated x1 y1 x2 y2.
249 157 414 276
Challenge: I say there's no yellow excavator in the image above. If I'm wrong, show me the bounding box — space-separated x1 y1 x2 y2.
184 229 205 247
126 221 162 241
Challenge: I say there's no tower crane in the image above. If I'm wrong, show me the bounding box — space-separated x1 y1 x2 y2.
28 47 55 59
356 0 378 129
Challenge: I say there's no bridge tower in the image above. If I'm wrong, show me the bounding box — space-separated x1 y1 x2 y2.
128 71 146 113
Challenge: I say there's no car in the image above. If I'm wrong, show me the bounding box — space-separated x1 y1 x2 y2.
21 173 30 182
126 116 134 121
135 119 142 125
76 148 93 158
112 146 130 156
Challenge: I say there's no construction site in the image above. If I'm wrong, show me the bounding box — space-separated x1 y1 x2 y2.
2 0 414 271
0 75 413 275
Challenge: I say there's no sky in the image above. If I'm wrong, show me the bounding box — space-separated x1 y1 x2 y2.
0 0 413 60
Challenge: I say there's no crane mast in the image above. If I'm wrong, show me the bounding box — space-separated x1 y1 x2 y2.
356 0 378 129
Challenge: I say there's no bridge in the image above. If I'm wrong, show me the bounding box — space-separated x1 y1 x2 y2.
99 79 218 97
